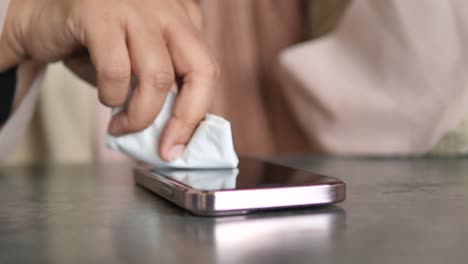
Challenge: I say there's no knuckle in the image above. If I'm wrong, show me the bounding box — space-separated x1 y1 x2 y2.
97 93 112 107
127 115 154 132
98 64 130 83
213 62 221 79
144 71 175 92
201 59 221 80
98 91 126 107
172 112 200 130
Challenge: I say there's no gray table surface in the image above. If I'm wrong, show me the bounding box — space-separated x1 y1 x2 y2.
1 157 468 264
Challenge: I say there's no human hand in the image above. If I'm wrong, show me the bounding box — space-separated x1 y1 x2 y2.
0 0 218 161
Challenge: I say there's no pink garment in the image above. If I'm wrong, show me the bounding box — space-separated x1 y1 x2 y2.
201 0 310 155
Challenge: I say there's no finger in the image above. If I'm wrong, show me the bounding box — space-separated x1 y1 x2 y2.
159 20 219 162
86 22 131 107
0 27 25 72
179 0 204 31
63 55 97 86
108 19 174 136
0 0 28 71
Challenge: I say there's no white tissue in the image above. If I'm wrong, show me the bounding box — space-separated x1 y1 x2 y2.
106 91 239 169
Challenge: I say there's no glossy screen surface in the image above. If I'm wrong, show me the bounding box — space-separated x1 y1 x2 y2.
151 158 340 191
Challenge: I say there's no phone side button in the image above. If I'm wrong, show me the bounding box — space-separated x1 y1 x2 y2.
161 186 173 197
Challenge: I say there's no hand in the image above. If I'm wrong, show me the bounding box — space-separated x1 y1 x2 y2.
0 0 218 161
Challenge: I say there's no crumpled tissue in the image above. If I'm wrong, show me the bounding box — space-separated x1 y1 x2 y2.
106 91 239 169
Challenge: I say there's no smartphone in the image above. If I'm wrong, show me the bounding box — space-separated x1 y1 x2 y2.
134 157 345 216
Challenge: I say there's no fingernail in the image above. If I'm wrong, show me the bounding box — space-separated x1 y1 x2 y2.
109 117 122 135
109 115 129 135
168 144 185 162
108 119 118 135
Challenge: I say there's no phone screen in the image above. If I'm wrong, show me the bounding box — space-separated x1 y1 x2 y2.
152 158 340 191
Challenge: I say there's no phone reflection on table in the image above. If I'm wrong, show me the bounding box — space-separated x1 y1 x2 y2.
112 185 345 263
153 169 239 190
212 208 345 263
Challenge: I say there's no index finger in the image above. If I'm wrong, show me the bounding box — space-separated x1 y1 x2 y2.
108 18 174 136
158 20 219 162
